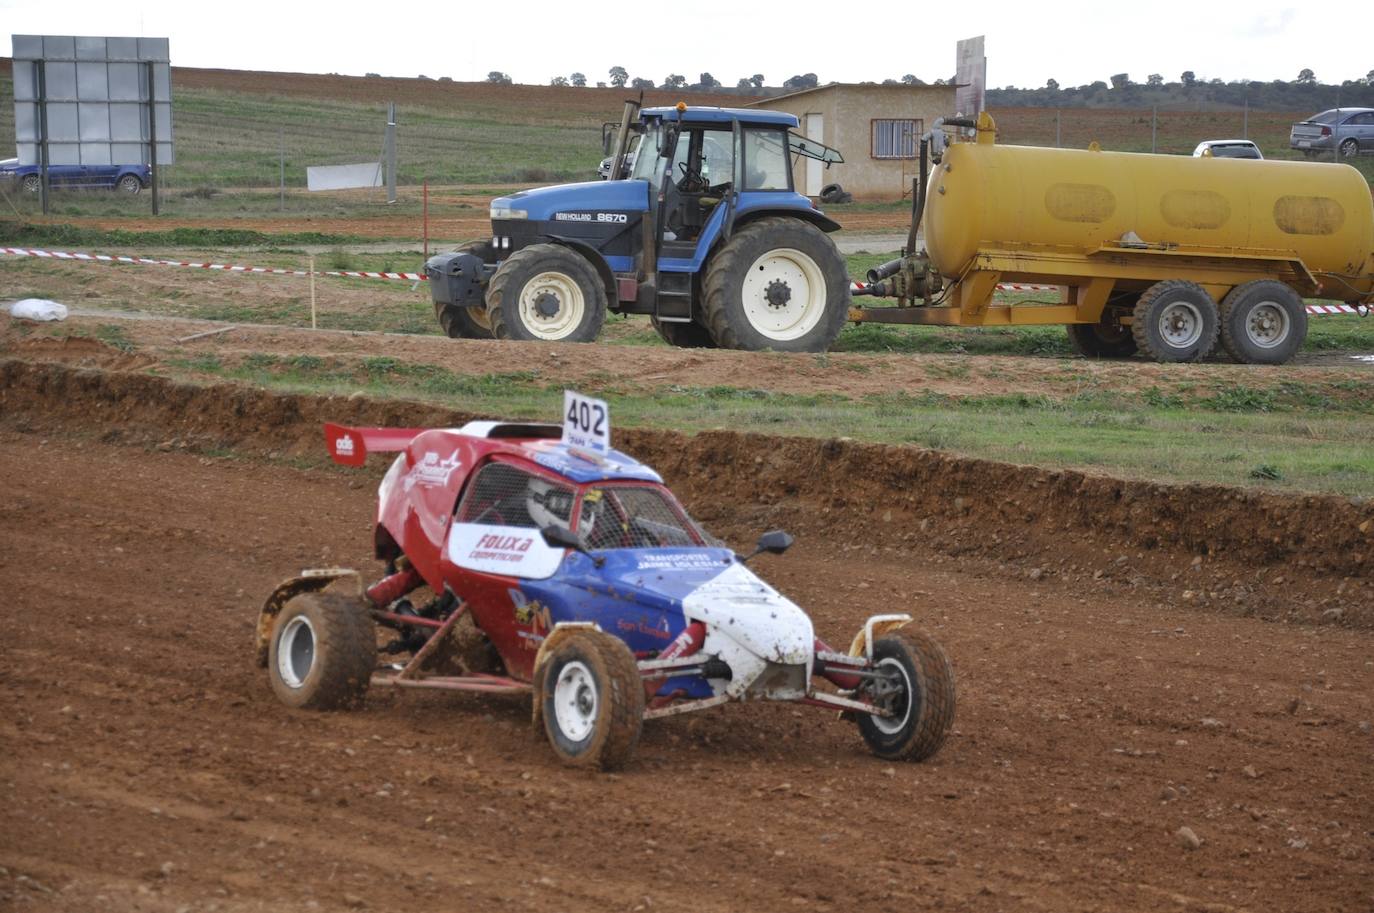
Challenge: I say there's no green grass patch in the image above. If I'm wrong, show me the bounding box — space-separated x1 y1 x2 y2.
0 222 363 249
149 349 1374 497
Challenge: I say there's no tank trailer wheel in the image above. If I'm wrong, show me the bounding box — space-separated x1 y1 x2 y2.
857 630 956 762
487 244 607 343
703 217 849 352
650 315 718 348
1218 280 1307 365
267 590 377 710
1131 280 1219 363
1066 316 1138 359
538 629 644 769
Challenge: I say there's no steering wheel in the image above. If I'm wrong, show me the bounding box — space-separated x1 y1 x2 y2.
677 161 708 194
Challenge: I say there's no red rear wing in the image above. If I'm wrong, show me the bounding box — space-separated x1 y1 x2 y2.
323 423 426 467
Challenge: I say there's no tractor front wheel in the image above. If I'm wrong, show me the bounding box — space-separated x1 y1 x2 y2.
267 589 377 710
538 629 644 769
856 629 955 762
703 217 849 352
487 244 606 342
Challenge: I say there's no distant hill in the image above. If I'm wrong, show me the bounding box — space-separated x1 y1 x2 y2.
988 80 1374 111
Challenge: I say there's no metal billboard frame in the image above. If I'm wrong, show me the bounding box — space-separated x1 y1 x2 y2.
11 34 173 214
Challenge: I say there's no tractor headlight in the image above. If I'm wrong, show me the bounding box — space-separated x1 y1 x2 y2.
490 206 528 220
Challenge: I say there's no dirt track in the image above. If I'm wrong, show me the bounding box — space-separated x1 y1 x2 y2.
1 357 1371 913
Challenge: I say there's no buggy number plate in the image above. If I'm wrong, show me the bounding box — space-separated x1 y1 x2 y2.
562 390 610 456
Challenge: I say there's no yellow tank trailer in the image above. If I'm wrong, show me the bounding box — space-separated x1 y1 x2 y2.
852 112 1374 364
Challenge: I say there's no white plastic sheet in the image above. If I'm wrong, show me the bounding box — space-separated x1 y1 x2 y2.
9 298 70 321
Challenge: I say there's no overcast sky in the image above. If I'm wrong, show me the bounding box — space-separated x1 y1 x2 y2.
3 0 1368 89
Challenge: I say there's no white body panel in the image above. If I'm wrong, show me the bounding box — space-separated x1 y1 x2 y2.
447 523 565 579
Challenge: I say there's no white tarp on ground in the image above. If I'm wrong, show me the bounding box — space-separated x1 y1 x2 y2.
9 298 69 321
306 162 382 192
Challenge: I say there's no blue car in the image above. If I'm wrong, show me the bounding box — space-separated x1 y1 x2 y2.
0 158 150 194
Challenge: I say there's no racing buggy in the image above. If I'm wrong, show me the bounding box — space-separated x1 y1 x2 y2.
255 403 955 769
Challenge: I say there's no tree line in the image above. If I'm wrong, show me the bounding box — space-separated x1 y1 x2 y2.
477 66 1374 109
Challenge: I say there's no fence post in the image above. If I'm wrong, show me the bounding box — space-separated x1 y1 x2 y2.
1151 105 1157 154
1055 109 1061 147
385 102 397 204
279 128 285 212
36 60 50 215
1243 99 1248 140
309 254 317 329
146 61 160 216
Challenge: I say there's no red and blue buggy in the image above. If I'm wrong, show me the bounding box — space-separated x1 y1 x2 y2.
255 411 955 769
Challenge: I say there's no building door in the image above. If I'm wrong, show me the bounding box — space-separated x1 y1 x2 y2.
804 113 824 196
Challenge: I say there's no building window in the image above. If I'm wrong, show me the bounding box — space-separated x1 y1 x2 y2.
871 119 920 160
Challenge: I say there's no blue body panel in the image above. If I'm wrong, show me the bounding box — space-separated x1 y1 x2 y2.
519 548 738 698
500 180 648 221
527 440 662 483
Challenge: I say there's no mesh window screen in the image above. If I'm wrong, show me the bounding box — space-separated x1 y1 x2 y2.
456 462 576 530
582 486 702 550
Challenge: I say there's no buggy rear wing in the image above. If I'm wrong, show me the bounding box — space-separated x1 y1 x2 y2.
324 422 425 467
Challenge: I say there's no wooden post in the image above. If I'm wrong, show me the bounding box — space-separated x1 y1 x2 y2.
309 254 317 329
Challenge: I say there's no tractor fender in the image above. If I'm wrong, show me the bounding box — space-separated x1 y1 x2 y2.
254 568 363 668
735 208 842 235
542 236 618 306
530 621 604 729
847 614 914 661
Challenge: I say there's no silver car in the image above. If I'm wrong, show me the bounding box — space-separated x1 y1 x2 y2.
1290 108 1374 158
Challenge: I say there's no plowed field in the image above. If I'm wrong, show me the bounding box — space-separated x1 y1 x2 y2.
1 351 1370 913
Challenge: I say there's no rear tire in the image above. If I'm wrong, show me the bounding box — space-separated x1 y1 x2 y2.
703 217 849 352
1218 280 1306 365
268 590 376 710
857 630 955 762
487 244 606 343
650 316 717 348
1339 138 1358 158
1131 280 1219 363
1066 314 1138 358
539 630 644 769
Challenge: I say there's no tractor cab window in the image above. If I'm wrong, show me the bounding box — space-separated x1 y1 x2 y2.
578 484 707 550
742 128 790 191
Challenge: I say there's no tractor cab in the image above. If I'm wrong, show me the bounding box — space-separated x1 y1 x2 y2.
426 102 850 352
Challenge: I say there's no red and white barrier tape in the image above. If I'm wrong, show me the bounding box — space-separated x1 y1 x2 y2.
0 246 427 282
3 247 1366 315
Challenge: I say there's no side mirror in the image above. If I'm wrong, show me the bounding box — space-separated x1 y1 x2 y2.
540 524 604 566
741 529 793 563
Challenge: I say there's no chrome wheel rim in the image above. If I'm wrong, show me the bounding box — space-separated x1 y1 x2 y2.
518 271 585 340
553 660 598 742
1244 302 1290 349
869 657 914 735
277 616 316 689
1158 301 1203 349
741 248 827 341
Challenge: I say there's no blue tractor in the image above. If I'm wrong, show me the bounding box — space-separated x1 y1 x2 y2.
426 102 848 351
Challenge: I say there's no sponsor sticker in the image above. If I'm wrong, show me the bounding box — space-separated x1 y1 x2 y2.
403 450 461 491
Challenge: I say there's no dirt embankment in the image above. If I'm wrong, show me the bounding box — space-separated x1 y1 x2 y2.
2 358 1369 626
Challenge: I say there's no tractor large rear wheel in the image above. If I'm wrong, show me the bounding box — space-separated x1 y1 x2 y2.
703 218 849 352
487 244 606 343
